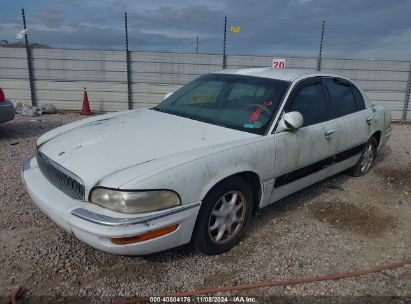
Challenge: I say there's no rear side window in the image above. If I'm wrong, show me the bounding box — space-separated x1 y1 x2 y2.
325 78 358 118
287 82 329 127
352 86 366 110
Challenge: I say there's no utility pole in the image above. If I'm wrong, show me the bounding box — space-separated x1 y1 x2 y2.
125 12 132 110
223 16 227 69
195 35 199 54
317 20 326 71
22 9 36 106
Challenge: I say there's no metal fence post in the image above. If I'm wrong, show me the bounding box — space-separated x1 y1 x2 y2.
125 12 132 110
223 16 227 69
317 20 325 72
22 8 36 106
402 62 411 120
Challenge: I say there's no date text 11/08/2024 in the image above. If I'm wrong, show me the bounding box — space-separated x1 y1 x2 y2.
148 296 257 302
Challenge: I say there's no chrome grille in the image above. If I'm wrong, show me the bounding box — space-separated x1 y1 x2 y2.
37 152 85 200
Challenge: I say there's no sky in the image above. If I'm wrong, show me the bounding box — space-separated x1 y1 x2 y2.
1 0 411 60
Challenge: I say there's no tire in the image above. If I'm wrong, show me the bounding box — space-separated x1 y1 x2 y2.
350 137 378 177
192 176 253 255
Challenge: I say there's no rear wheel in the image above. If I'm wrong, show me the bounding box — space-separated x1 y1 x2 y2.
350 137 377 177
192 176 253 255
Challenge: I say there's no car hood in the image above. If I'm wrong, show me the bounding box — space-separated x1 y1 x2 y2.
39 109 258 188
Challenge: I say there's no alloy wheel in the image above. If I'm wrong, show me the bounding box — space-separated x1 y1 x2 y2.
208 191 246 244
360 143 375 173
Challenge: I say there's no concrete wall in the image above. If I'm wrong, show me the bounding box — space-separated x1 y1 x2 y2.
0 47 410 120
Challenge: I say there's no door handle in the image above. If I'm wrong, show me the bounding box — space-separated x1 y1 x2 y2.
325 130 335 139
367 117 373 124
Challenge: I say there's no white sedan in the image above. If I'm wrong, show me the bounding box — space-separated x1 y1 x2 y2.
23 68 392 255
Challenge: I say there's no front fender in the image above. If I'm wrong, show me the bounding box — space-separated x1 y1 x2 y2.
118 137 275 205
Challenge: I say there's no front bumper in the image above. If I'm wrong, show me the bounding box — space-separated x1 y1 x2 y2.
0 100 15 123
22 158 201 255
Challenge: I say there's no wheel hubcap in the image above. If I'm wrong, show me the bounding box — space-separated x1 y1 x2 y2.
360 143 374 173
208 191 246 244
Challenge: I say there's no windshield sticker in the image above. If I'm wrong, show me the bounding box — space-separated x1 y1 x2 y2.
243 121 263 129
253 121 262 128
191 96 214 103
247 101 273 122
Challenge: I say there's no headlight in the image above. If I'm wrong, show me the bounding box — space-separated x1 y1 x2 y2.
89 188 181 214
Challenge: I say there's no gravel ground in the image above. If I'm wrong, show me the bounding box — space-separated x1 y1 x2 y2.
0 113 410 303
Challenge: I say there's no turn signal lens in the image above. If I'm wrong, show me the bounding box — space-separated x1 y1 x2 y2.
111 224 179 245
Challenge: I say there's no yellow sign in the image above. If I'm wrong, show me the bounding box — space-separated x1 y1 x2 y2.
192 96 215 103
230 26 240 33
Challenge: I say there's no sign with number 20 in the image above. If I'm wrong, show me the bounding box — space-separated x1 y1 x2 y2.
272 58 286 69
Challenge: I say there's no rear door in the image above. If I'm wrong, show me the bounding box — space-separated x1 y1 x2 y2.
323 77 373 172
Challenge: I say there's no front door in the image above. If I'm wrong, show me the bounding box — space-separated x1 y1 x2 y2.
268 78 335 205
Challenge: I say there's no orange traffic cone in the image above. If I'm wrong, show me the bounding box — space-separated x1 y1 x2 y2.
81 87 92 115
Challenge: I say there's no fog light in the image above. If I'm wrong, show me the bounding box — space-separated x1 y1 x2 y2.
111 224 179 245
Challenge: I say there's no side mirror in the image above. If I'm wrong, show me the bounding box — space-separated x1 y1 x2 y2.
164 92 174 100
277 111 304 132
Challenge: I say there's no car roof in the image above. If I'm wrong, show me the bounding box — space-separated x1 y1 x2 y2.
213 67 338 82
212 67 372 108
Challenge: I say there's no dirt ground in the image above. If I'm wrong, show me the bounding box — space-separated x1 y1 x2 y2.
0 113 410 303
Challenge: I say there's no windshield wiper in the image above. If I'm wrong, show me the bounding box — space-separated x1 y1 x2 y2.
152 107 213 125
152 107 186 118
176 112 210 123
152 106 171 114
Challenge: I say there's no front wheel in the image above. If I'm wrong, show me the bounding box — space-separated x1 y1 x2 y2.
350 137 377 177
192 176 253 255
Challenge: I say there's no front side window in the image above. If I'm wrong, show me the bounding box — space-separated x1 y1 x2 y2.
325 78 358 118
286 82 329 127
154 74 290 135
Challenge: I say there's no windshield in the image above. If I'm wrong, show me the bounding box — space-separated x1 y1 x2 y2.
153 73 290 135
